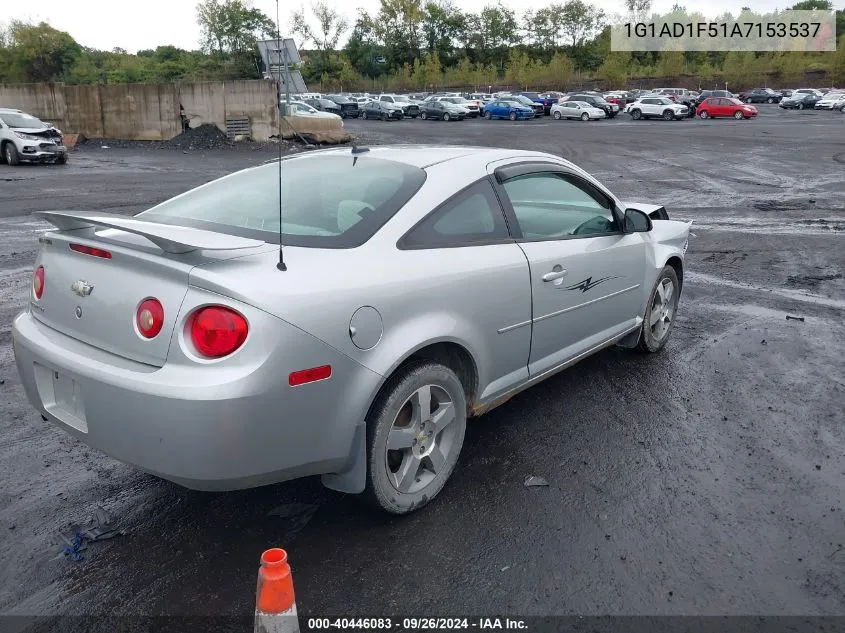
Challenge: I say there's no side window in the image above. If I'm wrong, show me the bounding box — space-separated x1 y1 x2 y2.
400 179 510 249
501 172 618 240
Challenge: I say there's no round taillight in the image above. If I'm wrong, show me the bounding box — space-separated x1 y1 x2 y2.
33 266 45 299
136 298 164 339
190 306 248 358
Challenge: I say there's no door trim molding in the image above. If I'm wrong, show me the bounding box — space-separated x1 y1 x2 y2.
533 283 640 324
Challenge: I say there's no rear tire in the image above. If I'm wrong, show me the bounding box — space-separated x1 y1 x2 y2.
798 103 804 110
553 111 562 120
363 362 467 515
746 97 753 104
581 112 590 121
631 109 642 120
5 142 20 166
382 112 389 121
361 111 367 120
636 266 681 354
840 105 845 113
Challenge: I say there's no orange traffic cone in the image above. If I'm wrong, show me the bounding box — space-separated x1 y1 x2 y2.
255 548 300 633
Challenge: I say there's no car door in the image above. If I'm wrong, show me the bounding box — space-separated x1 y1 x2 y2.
397 177 532 401
489 161 648 376
563 103 577 119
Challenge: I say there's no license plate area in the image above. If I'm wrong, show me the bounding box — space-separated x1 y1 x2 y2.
33 363 88 433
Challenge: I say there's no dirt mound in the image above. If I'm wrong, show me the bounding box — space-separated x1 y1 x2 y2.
167 124 233 150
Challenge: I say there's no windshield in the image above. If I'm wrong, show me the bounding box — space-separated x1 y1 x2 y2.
139 155 427 248
0 112 46 128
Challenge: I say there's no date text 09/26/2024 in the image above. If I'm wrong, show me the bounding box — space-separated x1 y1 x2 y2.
306 618 528 630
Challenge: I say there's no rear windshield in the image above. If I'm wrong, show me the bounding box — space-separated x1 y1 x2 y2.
139 154 427 248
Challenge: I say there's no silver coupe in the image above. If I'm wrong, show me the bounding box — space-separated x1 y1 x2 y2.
13 146 692 514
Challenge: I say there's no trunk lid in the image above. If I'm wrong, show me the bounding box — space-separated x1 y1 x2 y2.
31 212 268 367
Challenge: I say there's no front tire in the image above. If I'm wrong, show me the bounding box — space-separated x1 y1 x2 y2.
5 142 20 166
484 111 492 119
746 97 753 104
420 111 428 120
637 266 681 353
798 103 804 110
767 97 775 104
363 363 467 515
734 110 744 119
443 112 451 122
509 111 517 121
699 110 709 119
662 109 674 121
55 153 67 165
840 104 845 113
361 110 367 120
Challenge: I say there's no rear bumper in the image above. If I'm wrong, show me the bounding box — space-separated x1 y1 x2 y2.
12 302 382 491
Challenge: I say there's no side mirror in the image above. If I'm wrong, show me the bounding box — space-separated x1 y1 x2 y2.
624 208 652 233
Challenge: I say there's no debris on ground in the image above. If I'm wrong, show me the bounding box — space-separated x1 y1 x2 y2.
81 123 306 154
761 339 767 345
786 315 805 322
524 475 549 487
58 506 126 562
297 130 353 145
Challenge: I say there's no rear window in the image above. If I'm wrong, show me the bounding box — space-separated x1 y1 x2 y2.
138 155 427 248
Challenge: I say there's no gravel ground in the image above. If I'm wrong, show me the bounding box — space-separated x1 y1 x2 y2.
0 105 843 631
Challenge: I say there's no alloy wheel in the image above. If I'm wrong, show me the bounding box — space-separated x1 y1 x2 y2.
385 385 459 495
649 279 675 342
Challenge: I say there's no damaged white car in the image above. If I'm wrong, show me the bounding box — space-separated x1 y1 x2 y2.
0 108 67 165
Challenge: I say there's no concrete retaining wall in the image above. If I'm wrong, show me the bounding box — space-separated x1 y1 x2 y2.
0 81 295 141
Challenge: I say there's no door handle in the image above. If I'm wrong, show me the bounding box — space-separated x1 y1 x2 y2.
542 269 568 282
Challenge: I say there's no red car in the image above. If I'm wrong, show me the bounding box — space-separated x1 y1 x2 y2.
696 97 758 120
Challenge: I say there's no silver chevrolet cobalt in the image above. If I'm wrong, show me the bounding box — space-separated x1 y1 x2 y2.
13 146 691 514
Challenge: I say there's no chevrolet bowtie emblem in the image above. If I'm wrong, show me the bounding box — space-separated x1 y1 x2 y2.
71 280 94 297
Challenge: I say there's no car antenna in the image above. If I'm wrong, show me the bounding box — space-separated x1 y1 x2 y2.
275 0 287 271
351 143 369 167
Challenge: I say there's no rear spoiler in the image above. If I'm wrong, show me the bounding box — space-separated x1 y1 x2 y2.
34 211 265 254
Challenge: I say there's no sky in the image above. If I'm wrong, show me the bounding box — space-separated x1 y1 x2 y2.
3 0 807 53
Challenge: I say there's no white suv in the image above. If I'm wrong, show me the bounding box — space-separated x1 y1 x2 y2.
625 97 689 120
0 108 67 165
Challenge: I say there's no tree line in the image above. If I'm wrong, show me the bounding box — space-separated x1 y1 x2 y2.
1 0 843 92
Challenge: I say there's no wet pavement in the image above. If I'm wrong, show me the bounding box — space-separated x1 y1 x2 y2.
1 106 844 627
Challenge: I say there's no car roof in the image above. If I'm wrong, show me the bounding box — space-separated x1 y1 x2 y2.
303 145 562 170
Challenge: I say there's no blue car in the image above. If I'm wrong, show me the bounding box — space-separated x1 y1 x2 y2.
482 99 535 121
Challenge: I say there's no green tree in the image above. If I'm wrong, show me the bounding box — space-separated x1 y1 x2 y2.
196 0 274 56
505 48 532 87
375 0 424 68
559 0 605 48
464 4 520 69
343 10 387 77
421 1 466 65
291 1 349 76
828 35 845 82
5 21 81 82
657 50 685 77
598 51 630 87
